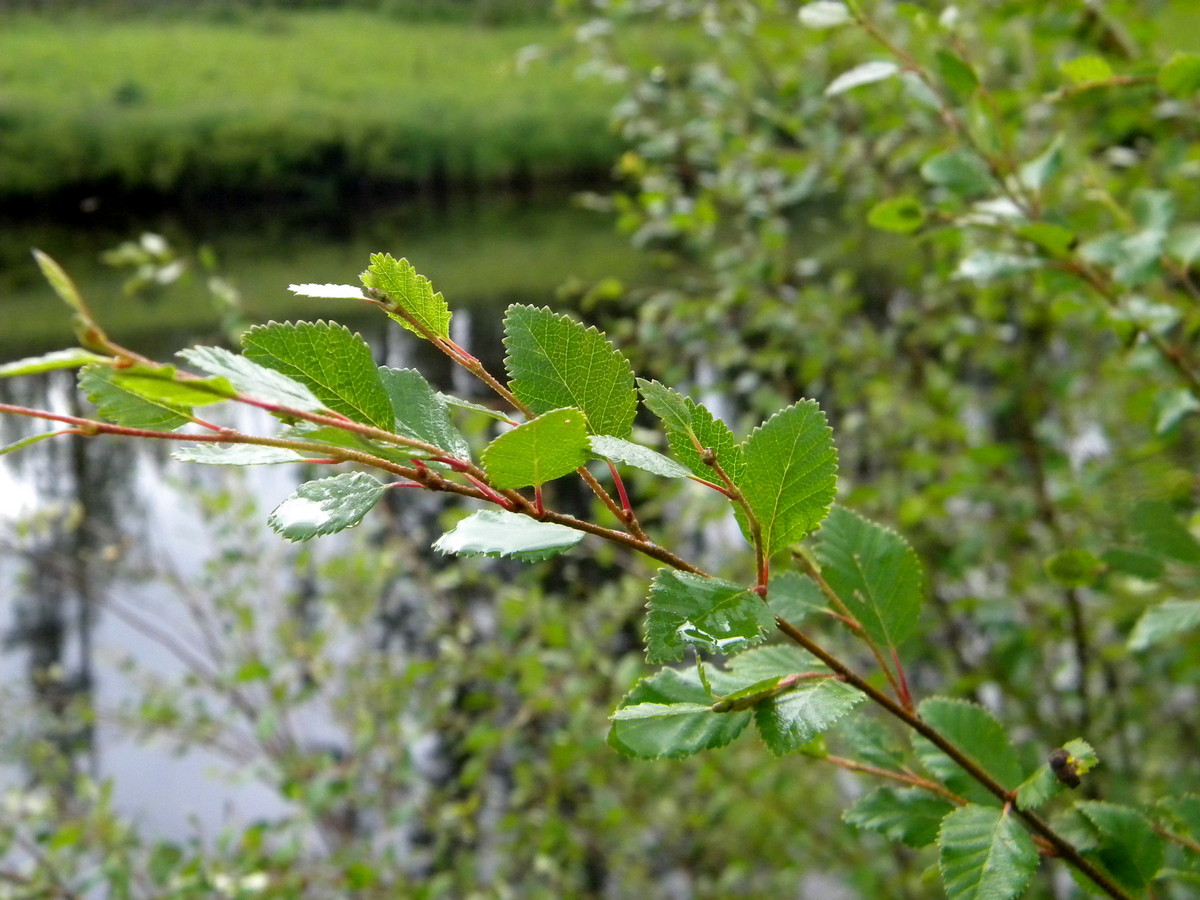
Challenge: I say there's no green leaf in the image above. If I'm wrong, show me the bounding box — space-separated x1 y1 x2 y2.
934 50 979 98
1168 223 1200 267
766 570 827 627
1017 739 1097 810
956 251 1043 283
1130 500 1200 564
432 509 585 562
833 715 908 772
503 305 636 439
107 365 235 409
1044 549 1103 587
643 570 774 663
1158 795 1200 842
637 379 745 483
1019 135 1064 192
1100 548 1164 580
867 196 926 234
0 349 111 377
589 435 691 478
32 248 85 314
437 393 515 422
177 346 325 412
1017 222 1075 257
608 667 750 759
913 698 1024 803
1061 55 1114 85
242 321 394 431
1158 52 1200 97
1128 600 1200 650
825 61 899 96
815 506 924 650
267 472 386 542
379 367 470 459
797 2 851 29
740 401 838 556
79 364 192 431
482 407 591 489
359 253 451 339
844 788 955 848
753 676 863 756
1075 801 1165 890
921 149 995 199
938 805 1038 900
1 431 70 457
172 445 307 466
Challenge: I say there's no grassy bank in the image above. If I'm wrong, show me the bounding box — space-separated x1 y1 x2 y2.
0 10 621 205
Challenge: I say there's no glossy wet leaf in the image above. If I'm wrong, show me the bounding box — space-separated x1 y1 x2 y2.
242 320 394 431
643 570 773 662
172 445 308 466
432 509 585 562
481 407 591 489
816 506 923 650
267 472 386 542
379 367 470 459
359 253 451 339
797 1 851 29
608 667 750 759
504 305 636 439
826 61 899 96
939 805 1038 900
178 345 325 413
589 435 691 478
740 401 838 556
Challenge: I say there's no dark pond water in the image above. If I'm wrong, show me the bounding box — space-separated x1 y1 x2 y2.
0 190 642 839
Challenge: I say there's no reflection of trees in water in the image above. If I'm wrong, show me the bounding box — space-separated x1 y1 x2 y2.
2 371 143 787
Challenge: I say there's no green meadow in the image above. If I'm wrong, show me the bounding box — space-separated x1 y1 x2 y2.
0 10 623 202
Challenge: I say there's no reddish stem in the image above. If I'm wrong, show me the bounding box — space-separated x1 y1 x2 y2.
465 473 511 509
606 460 633 513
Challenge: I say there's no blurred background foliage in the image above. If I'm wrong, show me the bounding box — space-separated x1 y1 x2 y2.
2 0 1200 897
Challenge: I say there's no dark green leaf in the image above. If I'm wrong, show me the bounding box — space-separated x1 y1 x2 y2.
504 305 636 439
379 367 470 459
1130 500 1200 564
939 805 1038 900
867 196 926 234
934 50 979 98
608 667 750 759
637 379 745 483
359 253 451 339
753 677 863 756
740 401 838 556
482 407 591 489
1076 801 1164 890
432 509 585 562
816 506 924 650
1100 548 1164 580
844 787 955 847
913 698 1024 803
643 570 773 663
242 321 394 431
833 715 908 772
267 472 386 542
766 571 827 627
1128 600 1200 651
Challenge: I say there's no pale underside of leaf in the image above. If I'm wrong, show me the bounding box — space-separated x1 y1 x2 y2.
267 472 386 542
432 509 585 562
178 345 325 412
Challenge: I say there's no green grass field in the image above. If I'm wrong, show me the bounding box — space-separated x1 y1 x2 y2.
0 10 622 202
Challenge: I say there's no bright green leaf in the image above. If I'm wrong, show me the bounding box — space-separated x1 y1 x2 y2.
844 788 955 847
1 431 70 457
608 667 750 759
242 321 394 431
1061 55 1114 85
867 197 926 234
643 570 773 662
719 644 816 689
1017 222 1075 257
108 365 235 408
379 367 470 459
1159 52 1200 97
589 435 692 478
826 61 899 96
504 305 636 439
178 346 325 412
267 472 386 542
921 149 995 199
172 445 307 466
1045 549 1103 587
359 253 451 339
939 805 1038 900
816 506 924 649
740 400 838 556
637 379 745 483
0 349 111 377
482 407 591 489
1128 600 1200 650
432 509 585 562
913 698 1024 803
79 364 192 431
